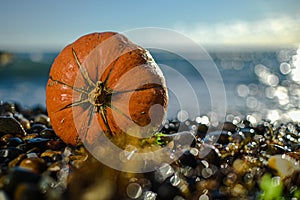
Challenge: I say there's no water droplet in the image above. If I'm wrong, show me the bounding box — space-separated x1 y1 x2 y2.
127 183 142 199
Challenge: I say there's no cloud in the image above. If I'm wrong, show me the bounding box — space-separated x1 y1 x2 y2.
174 15 300 48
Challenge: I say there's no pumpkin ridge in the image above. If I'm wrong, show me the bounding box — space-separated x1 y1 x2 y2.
57 99 90 112
72 48 96 88
101 58 120 87
49 77 88 94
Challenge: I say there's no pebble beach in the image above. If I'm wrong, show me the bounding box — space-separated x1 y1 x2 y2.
0 101 300 199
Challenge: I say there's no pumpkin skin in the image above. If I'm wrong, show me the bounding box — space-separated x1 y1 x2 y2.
46 32 168 146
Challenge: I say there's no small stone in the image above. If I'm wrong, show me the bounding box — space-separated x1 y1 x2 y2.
268 154 300 179
46 140 65 151
0 116 26 135
203 131 229 145
25 138 50 151
1 134 14 144
0 147 23 160
19 157 47 174
29 124 47 134
222 122 236 132
7 137 23 147
39 128 55 139
0 102 18 115
14 183 43 200
8 154 26 168
34 114 51 127
3 167 40 195
19 117 31 130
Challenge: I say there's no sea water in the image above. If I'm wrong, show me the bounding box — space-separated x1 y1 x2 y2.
0 47 299 123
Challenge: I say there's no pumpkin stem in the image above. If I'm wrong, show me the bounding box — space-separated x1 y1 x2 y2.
88 81 110 113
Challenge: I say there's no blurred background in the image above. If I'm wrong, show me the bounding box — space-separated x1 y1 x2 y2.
0 0 300 123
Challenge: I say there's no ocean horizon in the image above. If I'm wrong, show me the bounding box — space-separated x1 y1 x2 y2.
1 46 299 124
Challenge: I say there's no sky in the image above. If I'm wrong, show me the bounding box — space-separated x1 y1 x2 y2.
0 0 299 52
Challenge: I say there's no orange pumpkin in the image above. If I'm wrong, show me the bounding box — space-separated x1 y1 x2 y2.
46 32 168 146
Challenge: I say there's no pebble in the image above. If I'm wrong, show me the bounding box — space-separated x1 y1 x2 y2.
3 167 40 196
7 137 23 147
268 154 300 179
29 124 47 134
14 183 43 200
1 101 300 199
39 128 56 139
0 116 26 135
34 114 51 127
19 157 47 174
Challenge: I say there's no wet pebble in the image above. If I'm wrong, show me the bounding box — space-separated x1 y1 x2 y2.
14 183 43 200
29 124 47 134
0 147 24 160
34 114 51 127
25 138 50 151
39 128 56 139
7 137 23 147
3 167 40 196
268 154 300 179
19 157 47 174
0 116 26 136
222 122 236 132
46 140 65 151
0 134 13 146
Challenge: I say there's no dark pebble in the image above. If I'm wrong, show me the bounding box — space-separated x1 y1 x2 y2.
29 124 47 134
241 119 251 128
34 114 50 127
19 117 31 130
179 150 198 168
222 122 237 132
0 102 18 115
0 147 24 160
46 140 65 151
203 131 230 145
1 134 13 144
199 144 220 165
39 128 55 139
3 167 40 196
14 183 44 200
255 124 268 135
25 138 50 152
197 124 208 138
19 157 47 174
0 116 26 136
7 137 23 147
52 153 62 162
